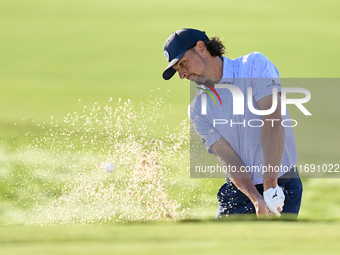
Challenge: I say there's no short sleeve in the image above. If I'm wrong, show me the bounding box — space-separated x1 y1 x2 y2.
250 52 282 102
188 101 222 154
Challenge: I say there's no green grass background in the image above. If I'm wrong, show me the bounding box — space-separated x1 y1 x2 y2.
0 0 340 254
1 221 340 255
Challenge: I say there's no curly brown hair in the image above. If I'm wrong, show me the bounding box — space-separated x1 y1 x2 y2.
203 36 226 57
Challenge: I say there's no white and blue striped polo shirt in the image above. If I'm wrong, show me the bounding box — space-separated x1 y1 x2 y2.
189 52 298 185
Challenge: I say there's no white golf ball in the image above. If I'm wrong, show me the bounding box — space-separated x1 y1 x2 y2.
105 163 115 173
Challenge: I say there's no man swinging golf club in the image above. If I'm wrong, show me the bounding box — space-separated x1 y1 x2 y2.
162 28 303 218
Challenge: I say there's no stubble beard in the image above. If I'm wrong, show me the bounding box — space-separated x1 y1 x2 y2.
193 53 217 87
193 74 207 85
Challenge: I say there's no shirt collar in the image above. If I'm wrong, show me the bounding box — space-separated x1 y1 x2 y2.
217 56 234 84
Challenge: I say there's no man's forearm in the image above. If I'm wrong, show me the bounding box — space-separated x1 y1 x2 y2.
227 172 263 204
212 140 262 204
261 121 285 190
211 138 270 216
219 158 268 216
257 93 285 191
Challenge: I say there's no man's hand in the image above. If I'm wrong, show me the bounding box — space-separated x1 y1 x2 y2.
253 197 270 218
263 184 285 217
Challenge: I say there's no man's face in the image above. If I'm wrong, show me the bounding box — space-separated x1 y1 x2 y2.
172 47 208 85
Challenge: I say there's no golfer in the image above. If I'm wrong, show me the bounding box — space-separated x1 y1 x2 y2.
162 28 303 218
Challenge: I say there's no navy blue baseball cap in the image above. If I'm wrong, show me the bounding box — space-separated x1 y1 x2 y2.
162 28 209 80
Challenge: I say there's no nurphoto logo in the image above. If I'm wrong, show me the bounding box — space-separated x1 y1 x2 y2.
200 84 311 116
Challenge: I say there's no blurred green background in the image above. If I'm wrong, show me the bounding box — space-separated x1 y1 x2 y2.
1 0 340 254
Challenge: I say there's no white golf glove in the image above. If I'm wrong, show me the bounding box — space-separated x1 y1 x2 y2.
263 184 285 217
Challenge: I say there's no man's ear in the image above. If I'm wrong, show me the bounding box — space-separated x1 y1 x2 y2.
195 40 207 56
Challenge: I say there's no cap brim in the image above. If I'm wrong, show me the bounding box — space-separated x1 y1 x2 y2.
162 50 186 80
